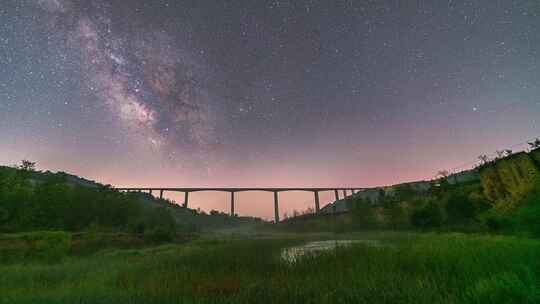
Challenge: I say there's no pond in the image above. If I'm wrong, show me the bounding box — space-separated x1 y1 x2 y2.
281 239 384 263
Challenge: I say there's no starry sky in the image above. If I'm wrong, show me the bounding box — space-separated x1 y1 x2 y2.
1 0 539 218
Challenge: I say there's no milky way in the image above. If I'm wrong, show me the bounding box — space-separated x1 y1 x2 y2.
36 0 218 156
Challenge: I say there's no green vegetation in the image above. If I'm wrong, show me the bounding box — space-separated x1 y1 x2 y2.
0 163 260 235
0 233 538 303
0 231 72 263
479 152 540 210
0 164 176 235
410 200 443 228
165 205 262 233
279 147 540 237
278 182 490 233
484 184 540 238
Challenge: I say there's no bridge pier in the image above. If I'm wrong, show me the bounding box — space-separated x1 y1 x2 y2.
314 191 320 213
183 192 189 208
115 187 365 219
230 192 235 216
274 191 279 223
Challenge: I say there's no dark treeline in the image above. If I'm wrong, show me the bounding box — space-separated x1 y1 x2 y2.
279 150 540 237
0 165 175 234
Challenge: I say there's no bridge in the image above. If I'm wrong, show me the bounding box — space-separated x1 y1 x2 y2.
115 187 364 222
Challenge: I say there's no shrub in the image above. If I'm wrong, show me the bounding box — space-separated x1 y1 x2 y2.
332 220 349 234
485 215 511 232
383 202 409 229
509 190 540 237
350 198 378 229
483 182 540 237
177 222 199 233
0 206 8 224
128 220 147 234
445 193 476 223
144 208 176 231
411 202 443 229
393 184 418 201
144 226 175 243
23 231 72 262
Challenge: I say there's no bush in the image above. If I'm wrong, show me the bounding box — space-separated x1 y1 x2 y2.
0 206 8 224
350 198 378 229
332 220 349 234
176 222 200 233
485 215 512 232
23 231 72 262
483 184 540 237
392 184 418 201
383 202 409 229
508 190 540 237
445 193 476 223
128 220 147 234
144 226 175 243
143 208 176 231
411 202 443 229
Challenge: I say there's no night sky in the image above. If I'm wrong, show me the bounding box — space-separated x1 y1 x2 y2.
1 1 539 218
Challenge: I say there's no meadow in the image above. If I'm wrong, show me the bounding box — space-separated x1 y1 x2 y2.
1 232 539 304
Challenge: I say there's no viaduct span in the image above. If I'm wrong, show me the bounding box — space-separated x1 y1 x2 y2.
115 187 364 223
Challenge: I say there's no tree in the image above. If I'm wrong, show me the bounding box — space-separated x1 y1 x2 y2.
351 197 378 228
377 188 386 202
528 138 540 150
19 160 36 171
145 226 175 243
436 170 451 187
0 165 177 233
411 202 443 229
383 201 408 229
445 193 475 223
393 184 417 201
302 207 315 215
0 207 8 225
437 170 450 179
478 155 490 165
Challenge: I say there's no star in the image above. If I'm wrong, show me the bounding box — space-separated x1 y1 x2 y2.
0 0 538 219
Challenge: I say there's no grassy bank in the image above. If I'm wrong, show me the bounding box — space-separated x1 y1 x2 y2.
1 232 538 303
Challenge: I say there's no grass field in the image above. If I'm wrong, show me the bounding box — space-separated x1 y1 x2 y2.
1 232 539 303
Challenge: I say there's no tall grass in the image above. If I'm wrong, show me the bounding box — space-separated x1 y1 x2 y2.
0 233 538 303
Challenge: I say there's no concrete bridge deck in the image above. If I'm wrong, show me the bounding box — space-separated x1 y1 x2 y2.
115 187 363 223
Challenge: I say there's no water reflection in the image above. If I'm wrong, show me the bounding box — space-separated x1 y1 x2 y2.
281 239 383 263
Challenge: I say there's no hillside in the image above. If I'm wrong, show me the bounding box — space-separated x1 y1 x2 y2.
280 148 540 237
129 191 262 232
0 164 262 234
